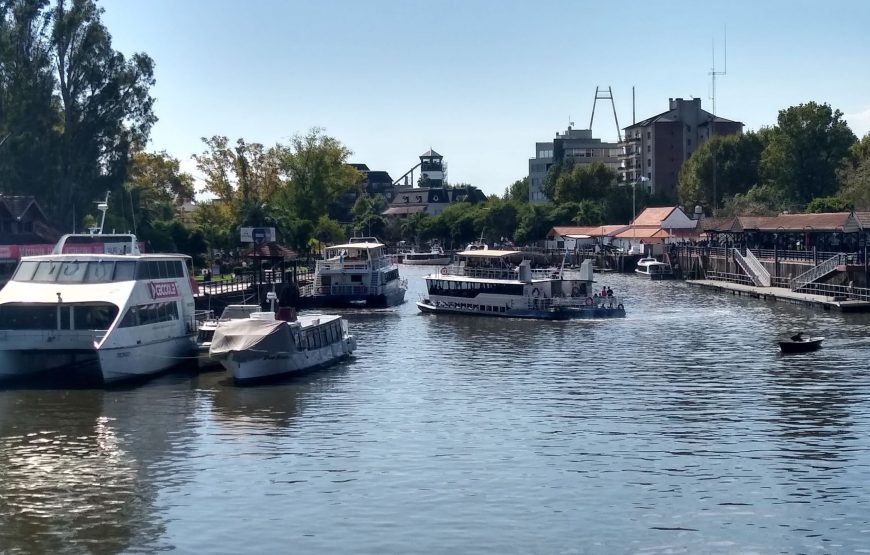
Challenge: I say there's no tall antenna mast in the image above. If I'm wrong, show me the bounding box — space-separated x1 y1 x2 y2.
709 26 727 117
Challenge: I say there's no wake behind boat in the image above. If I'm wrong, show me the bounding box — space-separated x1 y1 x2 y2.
0 197 198 384
416 249 625 320
209 310 356 383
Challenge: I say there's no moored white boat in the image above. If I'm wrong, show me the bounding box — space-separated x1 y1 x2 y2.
196 304 262 370
209 311 356 382
416 249 625 320
402 246 451 266
635 257 673 280
0 198 198 384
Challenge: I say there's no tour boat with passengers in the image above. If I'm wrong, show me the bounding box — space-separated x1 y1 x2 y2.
416 249 625 320
299 237 407 308
0 199 199 384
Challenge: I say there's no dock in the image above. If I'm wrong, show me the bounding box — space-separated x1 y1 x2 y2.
686 279 870 312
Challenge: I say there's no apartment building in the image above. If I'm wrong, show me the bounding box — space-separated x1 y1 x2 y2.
619 98 743 199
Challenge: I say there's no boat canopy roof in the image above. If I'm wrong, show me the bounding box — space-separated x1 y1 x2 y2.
457 249 520 257
328 241 384 250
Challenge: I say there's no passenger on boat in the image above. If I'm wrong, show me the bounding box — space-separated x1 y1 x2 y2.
606 287 613 297
790 332 804 342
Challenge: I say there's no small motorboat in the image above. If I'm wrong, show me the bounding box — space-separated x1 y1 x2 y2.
778 333 823 353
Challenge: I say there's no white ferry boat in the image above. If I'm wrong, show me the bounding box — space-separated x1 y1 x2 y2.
416 249 625 320
209 310 356 383
0 201 198 383
299 237 406 308
403 246 451 266
635 257 673 280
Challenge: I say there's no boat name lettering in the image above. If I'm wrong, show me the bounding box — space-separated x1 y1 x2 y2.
116 351 131 358
148 281 178 299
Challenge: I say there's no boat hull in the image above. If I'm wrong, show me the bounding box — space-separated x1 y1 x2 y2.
219 337 357 382
416 300 625 320
402 257 452 266
298 288 406 309
779 338 823 353
635 269 673 280
0 335 196 384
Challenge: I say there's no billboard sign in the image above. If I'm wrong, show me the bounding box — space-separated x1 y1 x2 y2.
240 227 276 244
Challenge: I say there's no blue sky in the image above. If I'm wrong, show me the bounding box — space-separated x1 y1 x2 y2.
102 0 870 197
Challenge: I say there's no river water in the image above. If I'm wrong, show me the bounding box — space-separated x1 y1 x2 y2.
2 265 870 554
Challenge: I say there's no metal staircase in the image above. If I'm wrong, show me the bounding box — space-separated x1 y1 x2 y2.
789 253 844 291
732 248 770 287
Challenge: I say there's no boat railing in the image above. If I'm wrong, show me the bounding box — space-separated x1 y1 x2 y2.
445 266 562 281
317 257 393 272
526 295 625 310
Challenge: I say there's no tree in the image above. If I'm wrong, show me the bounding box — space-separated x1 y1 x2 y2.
553 162 616 204
719 183 786 216
128 150 194 204
52 0 156 226
503 176 529 203
760 102 856 204
275 128 361 222
0 0 59 201
677 131 765 210
313 215 344 244
804 196 852 213
838 133 870 210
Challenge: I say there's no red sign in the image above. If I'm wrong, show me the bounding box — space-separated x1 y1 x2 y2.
148 281 179 299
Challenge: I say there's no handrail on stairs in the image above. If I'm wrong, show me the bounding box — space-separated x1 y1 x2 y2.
743 248 771 286
789 253 844 291
732 248 765 287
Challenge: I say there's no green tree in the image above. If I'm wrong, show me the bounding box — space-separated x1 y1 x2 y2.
503 176 529 203
760 102 856 204
128 150 195 204
313 215 344 245
719 183 786 217
553 161 616 204
275 128 362 222
838 133 870 210
804 196 852 213
677 131 765 210
52 0 156 226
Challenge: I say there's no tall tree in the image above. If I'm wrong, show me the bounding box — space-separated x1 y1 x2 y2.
0 0 59 198
552 161 616 204
677 131 765 210
503 176 528 203
760 102 856 204
274 128 361 221
52 0 156 227
838 133 870 210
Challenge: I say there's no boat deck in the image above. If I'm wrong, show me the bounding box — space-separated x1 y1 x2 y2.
686 280 870 312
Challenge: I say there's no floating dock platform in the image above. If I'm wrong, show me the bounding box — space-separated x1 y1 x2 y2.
686 280 870 312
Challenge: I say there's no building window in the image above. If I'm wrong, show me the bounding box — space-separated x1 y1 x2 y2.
647 145 651 153
646 131 651 139
647 158 651 167
687 138 692 146
647 172 652 180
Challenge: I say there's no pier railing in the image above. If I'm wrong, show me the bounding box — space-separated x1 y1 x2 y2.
789 253 844 291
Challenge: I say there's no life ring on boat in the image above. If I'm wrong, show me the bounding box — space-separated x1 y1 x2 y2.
440 267 448 276
585 297 593 306
432 194 440 202
532 287 540 298
571 286 581 297
617 303 624 310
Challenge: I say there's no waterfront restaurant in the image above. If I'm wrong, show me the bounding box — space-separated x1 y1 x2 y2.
735 212 861 252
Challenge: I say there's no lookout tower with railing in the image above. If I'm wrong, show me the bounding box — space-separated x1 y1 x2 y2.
419 149 444 187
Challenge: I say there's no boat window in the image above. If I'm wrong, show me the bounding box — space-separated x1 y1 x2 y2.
114 261 136 281
60 306 71 329
73 303 118 330
33 261 62 281
350 275 362 283
0 304 59 329
84 261 114 282
118 301 179 328
12 261 38 281
58 261 88 283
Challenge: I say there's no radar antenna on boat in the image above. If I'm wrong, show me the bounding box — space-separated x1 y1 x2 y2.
89 191 110 235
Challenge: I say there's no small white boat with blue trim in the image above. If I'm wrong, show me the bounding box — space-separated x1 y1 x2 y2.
416 249 625 320
635 257 673 280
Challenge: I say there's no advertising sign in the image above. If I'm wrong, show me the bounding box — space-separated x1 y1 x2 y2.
148 281 179 299
240 227 276 243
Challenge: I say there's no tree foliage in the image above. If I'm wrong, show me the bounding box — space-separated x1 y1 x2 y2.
677 131 765 210
760 102 856 204
838 133 870 210
552 161 616 204
0 0 156 227
503 176 528 203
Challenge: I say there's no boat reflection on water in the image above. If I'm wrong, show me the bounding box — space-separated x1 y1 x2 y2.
0 378 198 553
